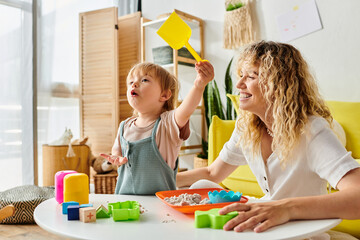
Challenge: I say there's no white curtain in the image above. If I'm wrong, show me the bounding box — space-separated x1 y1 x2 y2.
0 0 33 191
37 0 116 186
117 0 139 17
0 0 134 190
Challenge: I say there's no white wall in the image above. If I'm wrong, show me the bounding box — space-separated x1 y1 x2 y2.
142 0 360 102
142 0 234 100
257 0 360 101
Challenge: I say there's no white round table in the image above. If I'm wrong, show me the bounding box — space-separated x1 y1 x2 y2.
34 194 341 240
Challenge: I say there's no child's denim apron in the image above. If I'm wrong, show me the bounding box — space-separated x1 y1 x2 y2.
114 118 178 195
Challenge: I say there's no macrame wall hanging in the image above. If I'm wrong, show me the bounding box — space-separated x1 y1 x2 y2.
223 0 254 49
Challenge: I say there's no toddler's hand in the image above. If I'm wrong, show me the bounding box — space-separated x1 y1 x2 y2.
194 61 214 88
100 153 128 166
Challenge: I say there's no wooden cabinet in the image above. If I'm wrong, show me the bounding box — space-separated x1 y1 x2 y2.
79 7 141 155
140 9 206 152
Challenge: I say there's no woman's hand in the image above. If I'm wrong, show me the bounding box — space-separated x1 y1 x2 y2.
100 153 128 166
218 199 292 233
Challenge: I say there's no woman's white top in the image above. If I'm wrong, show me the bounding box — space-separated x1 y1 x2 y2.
219 116 360 200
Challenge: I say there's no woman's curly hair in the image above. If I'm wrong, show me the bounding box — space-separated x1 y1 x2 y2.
236 41 332 166
127 62 179 115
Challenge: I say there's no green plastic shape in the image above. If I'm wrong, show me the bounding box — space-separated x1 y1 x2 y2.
108 201 140 221
96 205 110 218
195 208 238 229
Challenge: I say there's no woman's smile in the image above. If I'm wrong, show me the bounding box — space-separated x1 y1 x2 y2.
239 92 252 100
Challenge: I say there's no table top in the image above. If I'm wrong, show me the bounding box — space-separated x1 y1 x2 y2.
34 194 341 240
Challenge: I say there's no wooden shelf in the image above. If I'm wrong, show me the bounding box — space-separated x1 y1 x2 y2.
142 16 199 29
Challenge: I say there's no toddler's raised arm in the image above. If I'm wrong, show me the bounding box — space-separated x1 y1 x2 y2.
175 61 214 128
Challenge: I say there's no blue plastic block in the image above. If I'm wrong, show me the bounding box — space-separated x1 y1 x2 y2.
62 201 79 214
195 208 238 229
80 203 93 208
67 205 80 220
208 190 242 204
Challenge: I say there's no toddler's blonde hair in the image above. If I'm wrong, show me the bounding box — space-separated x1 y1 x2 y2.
236 41 332 166
127 62 179 113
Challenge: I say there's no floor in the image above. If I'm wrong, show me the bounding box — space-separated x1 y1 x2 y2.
0 224 69 240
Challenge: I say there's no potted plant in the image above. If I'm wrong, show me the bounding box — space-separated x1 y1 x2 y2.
194 58 237 167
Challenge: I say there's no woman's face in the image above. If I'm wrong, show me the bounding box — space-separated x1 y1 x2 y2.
236 62 268 117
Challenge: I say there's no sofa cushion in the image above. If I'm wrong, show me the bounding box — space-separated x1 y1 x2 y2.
208 115 264 198
326 101 360 159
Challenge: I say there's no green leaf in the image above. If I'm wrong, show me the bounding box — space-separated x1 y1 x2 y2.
225 58 234 120
235 2 243 9
203 84 210 129
200 57 236 158
212 80 225 120
226 3 235 11
197 139 208 159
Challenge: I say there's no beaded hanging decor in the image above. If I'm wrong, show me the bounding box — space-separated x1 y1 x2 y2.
223 0 254 49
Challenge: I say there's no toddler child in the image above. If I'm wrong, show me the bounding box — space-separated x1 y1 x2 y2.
102 61 214 195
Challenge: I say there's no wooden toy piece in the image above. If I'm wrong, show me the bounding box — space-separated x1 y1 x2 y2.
62 201 79 215
194 208 238 229
80 203 93 208
67 205 80 220
80 207 96 223
55 170 77 204
108 201 140 221
0 205 15 222
64 173 89 205
96 205 110 218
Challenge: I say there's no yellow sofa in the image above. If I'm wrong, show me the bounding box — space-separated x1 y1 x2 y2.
208 100 360 238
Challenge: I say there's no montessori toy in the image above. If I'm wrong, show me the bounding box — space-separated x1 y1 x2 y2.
157 11 206 62
63 173 89 204
67 205 80 220
79 207 96 223
62 201 79 215
96 205 110 218
108 201 140 221
55 170 77 204
194 208 238 229
208 190 242 204
80 203 93 208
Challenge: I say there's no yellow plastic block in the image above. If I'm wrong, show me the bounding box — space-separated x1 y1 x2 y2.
64 173 89 205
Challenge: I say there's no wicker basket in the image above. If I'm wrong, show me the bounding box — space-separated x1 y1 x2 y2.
94 171 118 194
42 144 90 186
152 46 196 66
194 156 208 169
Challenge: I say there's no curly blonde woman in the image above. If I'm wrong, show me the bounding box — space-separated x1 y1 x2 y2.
177 41 360 239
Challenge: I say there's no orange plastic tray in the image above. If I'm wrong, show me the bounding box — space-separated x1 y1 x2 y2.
156 188 248 214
